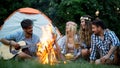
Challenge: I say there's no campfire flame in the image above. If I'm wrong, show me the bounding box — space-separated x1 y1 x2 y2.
36 24 58 65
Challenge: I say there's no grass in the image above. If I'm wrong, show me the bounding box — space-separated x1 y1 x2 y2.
0 58 119 68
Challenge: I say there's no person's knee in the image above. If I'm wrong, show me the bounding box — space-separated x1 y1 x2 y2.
18 52 31 59
81 49 89 57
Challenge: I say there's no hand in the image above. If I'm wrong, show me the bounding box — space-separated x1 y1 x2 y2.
90 60 94 64
72 55 79 61
100 54 109 63
10 41 20 50
73 56 78 61
14 44 20 50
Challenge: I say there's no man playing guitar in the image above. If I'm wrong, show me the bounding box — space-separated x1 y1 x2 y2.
0 19 39 60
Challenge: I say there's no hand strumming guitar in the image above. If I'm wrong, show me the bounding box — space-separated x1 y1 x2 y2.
9 41 21 50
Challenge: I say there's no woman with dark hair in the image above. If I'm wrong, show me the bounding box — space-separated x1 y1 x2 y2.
79 15 92 60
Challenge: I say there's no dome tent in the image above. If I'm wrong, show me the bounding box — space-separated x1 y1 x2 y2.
0 7 61 45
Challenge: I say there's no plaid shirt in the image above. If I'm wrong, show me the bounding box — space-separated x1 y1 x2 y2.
90 29 120 61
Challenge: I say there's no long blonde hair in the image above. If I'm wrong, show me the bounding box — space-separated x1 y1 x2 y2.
65 21 77 50
79 15 92 47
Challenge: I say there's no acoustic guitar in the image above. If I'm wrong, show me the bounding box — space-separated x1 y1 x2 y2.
0 41 27 60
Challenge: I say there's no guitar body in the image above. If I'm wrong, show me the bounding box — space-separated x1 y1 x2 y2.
0 41 26 60
0 45 15 60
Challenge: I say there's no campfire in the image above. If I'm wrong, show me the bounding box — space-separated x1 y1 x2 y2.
36 25 58 65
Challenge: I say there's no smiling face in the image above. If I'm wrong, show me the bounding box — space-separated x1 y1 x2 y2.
66 21 77 37
21 19 33 36
92 24 101 35
23 25 33 35
66 23 70 32
80 19 86 29
66 23 73 37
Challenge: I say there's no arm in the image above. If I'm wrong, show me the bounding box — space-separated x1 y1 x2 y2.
90 45 96 63
0 38 20 50
0 38 11 46
0 31 17 46
107 31 119 57
107 46 117 57
101 31 119 60
90 35 97 63
100 46 117 63
73 48 81 60
0 31 17 44
0 31 20 49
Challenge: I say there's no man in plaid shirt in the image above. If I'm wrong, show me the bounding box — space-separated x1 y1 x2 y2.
90 19 120 64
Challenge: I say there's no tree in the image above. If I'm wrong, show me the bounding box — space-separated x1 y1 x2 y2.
0 0 120 38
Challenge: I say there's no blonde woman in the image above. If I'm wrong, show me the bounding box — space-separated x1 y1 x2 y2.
79 15 92 60
59 21 80 60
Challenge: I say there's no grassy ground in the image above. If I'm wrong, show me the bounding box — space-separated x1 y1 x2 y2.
0 58 119 68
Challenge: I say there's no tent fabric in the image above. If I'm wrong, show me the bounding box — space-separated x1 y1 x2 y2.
18 7 41 14
0 7 61 45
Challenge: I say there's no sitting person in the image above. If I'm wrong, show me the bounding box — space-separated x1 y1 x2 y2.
79 15 92 60
59 21 81 60
0 19 40 60
90 19 120 64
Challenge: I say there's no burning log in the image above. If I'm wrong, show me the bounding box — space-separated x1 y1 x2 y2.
36 39 58 65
